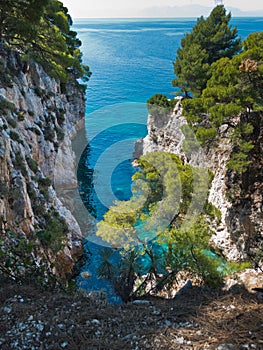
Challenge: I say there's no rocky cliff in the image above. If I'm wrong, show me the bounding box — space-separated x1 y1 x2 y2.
0 46 85 279
134 98 263 263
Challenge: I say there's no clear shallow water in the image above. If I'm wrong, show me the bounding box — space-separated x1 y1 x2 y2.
74 18 263 301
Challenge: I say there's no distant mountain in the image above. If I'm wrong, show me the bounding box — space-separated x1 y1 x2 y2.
136 5 263 18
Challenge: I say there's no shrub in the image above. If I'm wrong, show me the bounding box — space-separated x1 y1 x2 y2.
34 87 46 97
14 153 27 177
6 116 17 128
26 157 39 173
37 209 68 253
195 127 218 145
0 97 16 115
147 94 177 117
0 179 9 198
10 130 21 142
56 127 64 141
56 109 65 125
44 125 55 141
38 177 52 187
8 187 20 202
0 230 61 288
32 127 41 136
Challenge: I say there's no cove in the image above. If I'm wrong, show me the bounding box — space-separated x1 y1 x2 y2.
72 17 263 302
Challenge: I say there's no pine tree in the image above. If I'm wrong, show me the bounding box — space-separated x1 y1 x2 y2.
0 0 91 83
173 5 241 97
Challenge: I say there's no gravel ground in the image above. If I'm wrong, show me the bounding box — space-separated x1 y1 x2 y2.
0 282 262 350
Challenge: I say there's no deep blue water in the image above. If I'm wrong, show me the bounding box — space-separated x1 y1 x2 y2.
74 18 263 301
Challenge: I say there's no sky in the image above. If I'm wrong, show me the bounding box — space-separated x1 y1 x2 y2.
62 0 263 18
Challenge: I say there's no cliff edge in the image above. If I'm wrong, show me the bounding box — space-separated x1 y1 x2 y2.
135 98 263 264
0 46 85 280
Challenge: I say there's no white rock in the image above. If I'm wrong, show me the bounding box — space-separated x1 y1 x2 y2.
60 342 68 348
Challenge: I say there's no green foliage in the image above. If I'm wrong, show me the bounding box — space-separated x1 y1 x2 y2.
37 209 67 253
28 110 35 117
38 176 52 187
44 125 55 141
165 221 225 287
26 157 39 173
195 127 218 145
182 30 262 172
56 108 65 125
97 152 200 249
9 130 21 142
96 151 228 299
38 176 52 200
34 87 46 97
147 94 177 118
97 249 137 302
0 97 16 115
6 116 17 128
14 153 27 177
0 179 9 198
173 43 210 97
56 127 64 141
173 5 241 97
0 211 69 288
0 0 91 84
0 231 53 286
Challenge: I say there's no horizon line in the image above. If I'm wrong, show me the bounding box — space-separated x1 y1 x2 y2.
72 15 263 19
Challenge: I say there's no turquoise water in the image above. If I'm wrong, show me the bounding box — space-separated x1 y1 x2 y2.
75 18 263 301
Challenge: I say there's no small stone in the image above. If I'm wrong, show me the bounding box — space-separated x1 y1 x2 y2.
81 271 92 279
35 323 44 332
2 306 12 313
57 323 65 330
28 315 33 321
151 310 161 315
60 341 68 348
165 320 172 327
175 337 185 344
91 319 100 325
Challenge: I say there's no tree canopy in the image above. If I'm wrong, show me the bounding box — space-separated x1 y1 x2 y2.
173 5 241 97
182 31 263 171
95 152 244 299
0 0 91 83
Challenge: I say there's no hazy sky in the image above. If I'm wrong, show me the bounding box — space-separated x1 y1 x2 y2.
62 0 263 18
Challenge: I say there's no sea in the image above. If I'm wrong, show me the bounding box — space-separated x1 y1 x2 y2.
73 17 263 301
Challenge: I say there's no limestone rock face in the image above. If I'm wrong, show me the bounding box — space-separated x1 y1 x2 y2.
0 47 85 278
135 99 262 262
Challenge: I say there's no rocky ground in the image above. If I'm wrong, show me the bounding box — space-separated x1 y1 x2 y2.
0 282 262 350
